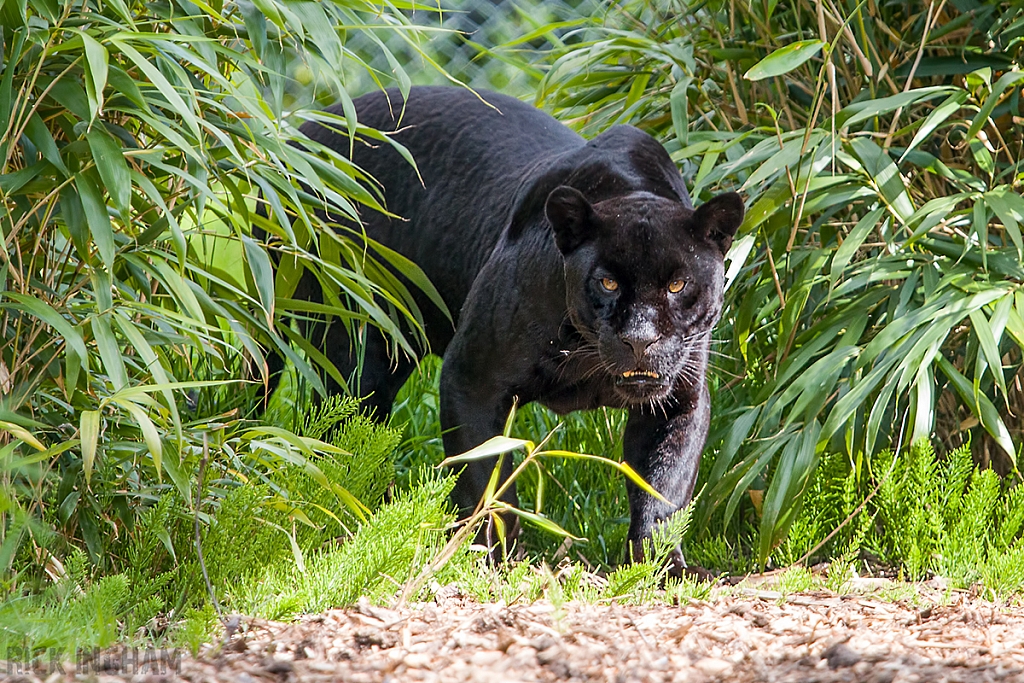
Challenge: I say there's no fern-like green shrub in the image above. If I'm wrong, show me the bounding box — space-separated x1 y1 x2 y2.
0 395 409 653
229 473 457 619
0 550 164 658
870 441 1024 591
604 506 692 603
284 395 401 547
778 439 1024 598
120 395 403 614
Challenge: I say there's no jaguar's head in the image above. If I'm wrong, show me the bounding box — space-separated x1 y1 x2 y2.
545 187 744 405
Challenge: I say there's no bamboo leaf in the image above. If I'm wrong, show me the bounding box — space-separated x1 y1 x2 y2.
670 76 691 146
758 421 820 565
742 131 825 191
900 91 968 162
92 316 128 393
937 356 1015 458
967 70 1024 142
0 421 46 451
81 32 109 120
242 234 276 326
86 128 132 221
831 207 885 286
744 40 824 81
440 436 531 466
24 112 68 175
538 450 670 504
1 293 88 389
969 308 1007 399
848 138 915 223
492 502 585 540
114 399 163 480
329 482 370 521
984 187 1024 258
109 36 201 138
365 239 451 323
75 171 115 268
112 313 182 444
839 86 955 129
80 411 101 484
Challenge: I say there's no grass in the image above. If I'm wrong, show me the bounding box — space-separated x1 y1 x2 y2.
391 355 1024 596
391 355 632 570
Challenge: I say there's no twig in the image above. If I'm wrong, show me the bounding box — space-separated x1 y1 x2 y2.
195 434 225 621
883 0 947 148
795 475 882 567
716 29 748 127
764 228 786 308
796 412 908 566
823 0 874 77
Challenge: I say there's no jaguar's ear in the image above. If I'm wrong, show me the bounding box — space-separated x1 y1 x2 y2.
545 186 593 254
694 192 744 254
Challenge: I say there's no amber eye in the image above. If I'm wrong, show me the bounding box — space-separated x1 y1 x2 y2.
600 277 619 292
668 279 686 294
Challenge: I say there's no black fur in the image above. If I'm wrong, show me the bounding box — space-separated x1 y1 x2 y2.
286 86 743 569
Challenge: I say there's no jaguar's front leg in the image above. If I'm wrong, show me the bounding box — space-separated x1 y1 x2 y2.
622 384 710 575
439 336 523 558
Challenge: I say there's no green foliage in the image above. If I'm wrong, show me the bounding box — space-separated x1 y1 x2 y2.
871 441 1024 590
0 0 445 578
0 549 163 657
778 440 1024 596
604 505 691 603
530 0 1024 565
193 484 291 604
773 450 864 567
230 472 457 619
512 404 629 567
773 566 819 596
119 395 403 612
390 355 446 489
1 391 406 650
393 356 631 569
302 396 400 514
980 544 1024 601
176 604 219 657
684 534 755 577
873 443 946 578
269 394 401 550
8 0 1024 659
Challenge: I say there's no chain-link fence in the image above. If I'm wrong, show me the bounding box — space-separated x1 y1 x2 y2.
342 0 601 97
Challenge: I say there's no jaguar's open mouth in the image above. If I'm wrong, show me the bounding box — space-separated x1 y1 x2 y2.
615 370 668 392
614 368 671 403
620 370 661 380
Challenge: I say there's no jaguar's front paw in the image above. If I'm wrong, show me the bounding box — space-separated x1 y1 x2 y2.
473 511 523 565
629 540 715 582
664 546 716 582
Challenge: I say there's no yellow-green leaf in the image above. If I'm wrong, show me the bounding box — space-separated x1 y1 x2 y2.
81 32 109 119
80 410 101 483
439 436 531 466
744 40 825 81
0 420 46 451
116 400 163 480
75 171 115 268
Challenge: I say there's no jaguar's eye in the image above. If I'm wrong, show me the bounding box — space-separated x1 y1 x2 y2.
600 277 619 292
668 279 686 294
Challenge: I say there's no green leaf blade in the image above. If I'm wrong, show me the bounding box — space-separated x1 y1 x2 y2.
744 40 825 81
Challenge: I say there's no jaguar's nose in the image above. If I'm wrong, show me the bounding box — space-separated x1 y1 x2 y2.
621 333 660 360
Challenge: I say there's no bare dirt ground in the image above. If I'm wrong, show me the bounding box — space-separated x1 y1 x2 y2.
9 583 1024 682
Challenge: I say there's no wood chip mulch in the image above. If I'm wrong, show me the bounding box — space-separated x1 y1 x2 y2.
7 587 1024 682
